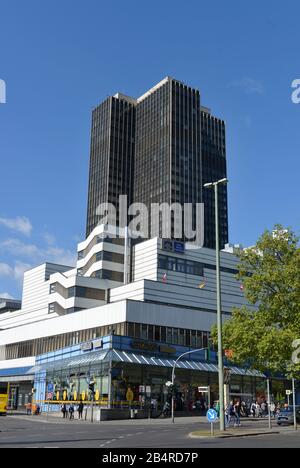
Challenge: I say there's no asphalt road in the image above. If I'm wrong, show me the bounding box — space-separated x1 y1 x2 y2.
0 415 299 448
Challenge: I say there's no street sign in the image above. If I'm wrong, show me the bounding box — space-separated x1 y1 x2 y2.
198 386 209 393
206 409 218 423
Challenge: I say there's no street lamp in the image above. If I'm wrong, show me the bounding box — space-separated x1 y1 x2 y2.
170 348 207 424
204 177 229 432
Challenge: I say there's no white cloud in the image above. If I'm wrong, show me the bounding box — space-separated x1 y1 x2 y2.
13 261 31 281
0 260 31 282
0 293 14 300
228 78 264 95
0 262 13 277
0 238 76 268
0 216 32 236
43 233 56 246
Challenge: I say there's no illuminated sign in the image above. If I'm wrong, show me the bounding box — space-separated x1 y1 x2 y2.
159 345 176 354
93 339 103 349
131 341 158 352
81 342 93 352
131 341 176 355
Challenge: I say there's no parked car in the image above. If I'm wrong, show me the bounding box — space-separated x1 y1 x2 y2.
276 407 300 425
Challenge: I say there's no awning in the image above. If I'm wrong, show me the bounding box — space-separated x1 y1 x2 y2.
109 350 265 378
35 350 109 372
0 366 35 382
33 349 265 378
0 366 35 377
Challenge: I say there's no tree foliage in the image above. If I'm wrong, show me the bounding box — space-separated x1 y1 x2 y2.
211 226 300 376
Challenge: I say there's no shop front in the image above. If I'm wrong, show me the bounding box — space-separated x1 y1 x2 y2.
33 334 268 417
0 366 35 410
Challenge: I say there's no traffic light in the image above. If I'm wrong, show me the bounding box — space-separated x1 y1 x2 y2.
89 382 95 394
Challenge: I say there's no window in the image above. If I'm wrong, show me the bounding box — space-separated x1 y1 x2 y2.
173 328 179 345
78 251 84 260
148 325 154 341
141 324 148 340
134 323 141 338
186 261 194 275
167 257 176 271
191 330 196 347
179 329 185 345
49 283 56 294
158 255 168 269
176 259 186 273
128 323 134 337
167 328 172 343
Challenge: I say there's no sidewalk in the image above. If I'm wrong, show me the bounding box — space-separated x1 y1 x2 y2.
7 411 281 428
189 424 297 439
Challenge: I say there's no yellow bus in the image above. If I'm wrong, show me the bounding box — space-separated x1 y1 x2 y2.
0 384 8 416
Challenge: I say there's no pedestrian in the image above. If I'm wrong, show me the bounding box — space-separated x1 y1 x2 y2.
69 403 75 420
229 400 236 424
234 401 242 427
270 403 276 418
255 402 261 418
225 403 231 428
77 401 84 420
250 401 256 418
61 403 67 419
26 402 32 416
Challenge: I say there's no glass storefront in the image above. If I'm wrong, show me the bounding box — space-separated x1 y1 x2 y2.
35 355 288 417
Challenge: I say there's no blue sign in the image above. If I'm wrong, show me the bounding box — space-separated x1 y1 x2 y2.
47 383 54 393
206 409 218 423
174 242 185 254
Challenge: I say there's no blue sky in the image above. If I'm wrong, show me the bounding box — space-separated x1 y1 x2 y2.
0 0 300 299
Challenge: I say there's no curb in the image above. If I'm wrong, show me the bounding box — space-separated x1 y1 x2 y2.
189 430 280 440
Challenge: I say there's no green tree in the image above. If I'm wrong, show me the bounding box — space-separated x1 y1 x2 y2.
212 226 300 377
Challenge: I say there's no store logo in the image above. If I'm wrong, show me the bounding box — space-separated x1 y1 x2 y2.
131 340 159 352
81 341 93 352
0 79 6 104
291 79 300 104
292 339 300 364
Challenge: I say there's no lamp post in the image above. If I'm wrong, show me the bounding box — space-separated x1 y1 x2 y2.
170 348 207 424
292 378 298 431
204 178 228 432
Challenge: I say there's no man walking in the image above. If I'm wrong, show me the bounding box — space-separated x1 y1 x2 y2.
78 401 84 420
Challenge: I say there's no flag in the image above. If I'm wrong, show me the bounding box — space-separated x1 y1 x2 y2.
162 273 167 284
